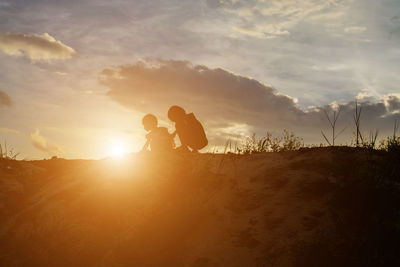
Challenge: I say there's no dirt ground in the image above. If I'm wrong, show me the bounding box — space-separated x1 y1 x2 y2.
1 147 399 266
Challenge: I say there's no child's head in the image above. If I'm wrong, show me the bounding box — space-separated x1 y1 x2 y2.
168 105 186 122
142 114 158 131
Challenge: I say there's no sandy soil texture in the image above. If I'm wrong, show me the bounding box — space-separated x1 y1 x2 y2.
1 147 399 266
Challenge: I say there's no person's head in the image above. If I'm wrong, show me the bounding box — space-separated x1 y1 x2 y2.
142 114 158 131
168 105 186 122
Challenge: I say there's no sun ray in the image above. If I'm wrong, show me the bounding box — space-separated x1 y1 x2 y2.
109 141 127 158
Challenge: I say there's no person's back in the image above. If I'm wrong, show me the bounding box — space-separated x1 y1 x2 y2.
147 126 174 152
175 113 207 150
168 106 208 152
142 114 173 152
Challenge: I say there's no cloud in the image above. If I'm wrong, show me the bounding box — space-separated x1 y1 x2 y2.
344 26 367 34
0 32 76 61
101 59 400 145
232 25 275 39
211 0 354 38
29 129 64 156
232 24 290 39
54 71 68 76
355 93 375 103
312 64 350 72
0 128 20 135
0 89 12 107
384 95 400 113
101 59 302 127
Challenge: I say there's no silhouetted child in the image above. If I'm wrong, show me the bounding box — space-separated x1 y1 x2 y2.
142 114 174 152
168 106 208 152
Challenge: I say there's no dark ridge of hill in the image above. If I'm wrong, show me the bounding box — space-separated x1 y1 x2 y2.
0 148 399 267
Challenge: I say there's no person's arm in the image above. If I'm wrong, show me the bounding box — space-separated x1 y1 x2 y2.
141 133 151 151
174 123 190 150
170 132 176 148
141 140 150 151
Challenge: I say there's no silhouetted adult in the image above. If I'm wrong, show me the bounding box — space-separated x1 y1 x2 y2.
168 106 208 152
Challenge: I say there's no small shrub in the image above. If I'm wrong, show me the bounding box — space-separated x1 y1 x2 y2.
387 136 400 153
359 130 379 150
0 142 19 160
238 130 303 154
281 129 304 152
378 120 400 154
379 136 400 153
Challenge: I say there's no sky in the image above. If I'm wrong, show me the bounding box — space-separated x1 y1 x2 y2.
0 0 399 159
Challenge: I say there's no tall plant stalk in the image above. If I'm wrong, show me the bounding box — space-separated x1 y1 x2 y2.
321 106 346 146
353 100 364 146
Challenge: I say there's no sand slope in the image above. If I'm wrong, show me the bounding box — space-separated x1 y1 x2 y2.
1 148 399 266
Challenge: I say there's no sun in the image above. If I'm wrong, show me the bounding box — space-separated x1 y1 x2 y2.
109 141 127 158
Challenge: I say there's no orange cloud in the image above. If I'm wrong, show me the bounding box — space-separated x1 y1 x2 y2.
0 89 12 107
0 128 20 135
0 32 76 61
100 59 300 127
29 129 64 156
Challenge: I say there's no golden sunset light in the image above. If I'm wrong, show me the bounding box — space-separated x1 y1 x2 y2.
108 140 128 158
1 0 400 266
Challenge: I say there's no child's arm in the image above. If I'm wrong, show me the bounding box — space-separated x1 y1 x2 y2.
170 133 176 149
141 140 150 151
169 131 177 148
141 133 151 151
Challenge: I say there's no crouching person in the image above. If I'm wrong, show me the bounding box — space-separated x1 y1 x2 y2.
168 105 208 153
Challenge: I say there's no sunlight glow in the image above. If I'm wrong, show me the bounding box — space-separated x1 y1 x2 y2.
109 141 127 158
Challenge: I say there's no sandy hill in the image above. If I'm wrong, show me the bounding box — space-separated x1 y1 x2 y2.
1 148 399 267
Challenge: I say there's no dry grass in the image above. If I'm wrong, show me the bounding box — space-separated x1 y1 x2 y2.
238 130 303 154
0 141 19 160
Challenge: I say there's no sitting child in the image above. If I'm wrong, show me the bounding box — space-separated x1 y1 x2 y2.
142 114 174 152
168 106 208 152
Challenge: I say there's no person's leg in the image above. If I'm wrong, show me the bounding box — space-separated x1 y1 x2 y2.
174 127 191 152
175 145 190 152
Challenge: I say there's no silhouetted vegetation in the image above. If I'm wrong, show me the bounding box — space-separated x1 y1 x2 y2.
379 120 400 153
321 106 346 146
238 130 304 154
0 141 19 160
